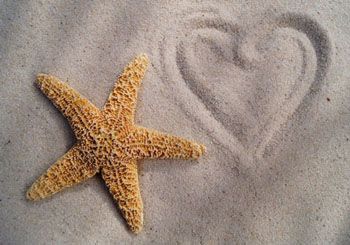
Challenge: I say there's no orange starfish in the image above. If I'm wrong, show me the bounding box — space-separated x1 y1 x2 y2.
27 54 205 233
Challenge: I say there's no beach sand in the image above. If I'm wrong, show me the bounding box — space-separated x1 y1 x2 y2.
1 1 349 244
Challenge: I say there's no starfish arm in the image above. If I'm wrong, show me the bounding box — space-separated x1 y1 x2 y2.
101 159 143 233
26 145 98 201
36 74 101 139
125 127 206 160
103 54 148 124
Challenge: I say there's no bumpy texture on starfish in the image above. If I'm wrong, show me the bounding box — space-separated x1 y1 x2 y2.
26 54 205 233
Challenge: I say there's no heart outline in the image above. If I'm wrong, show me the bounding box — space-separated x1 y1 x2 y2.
158 9 331 167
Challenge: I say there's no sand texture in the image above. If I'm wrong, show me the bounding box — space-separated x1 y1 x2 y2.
1 0 350 244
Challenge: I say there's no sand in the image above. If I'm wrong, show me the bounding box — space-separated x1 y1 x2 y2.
1 0 350 244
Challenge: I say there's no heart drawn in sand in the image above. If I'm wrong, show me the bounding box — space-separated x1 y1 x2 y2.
159 11 331 160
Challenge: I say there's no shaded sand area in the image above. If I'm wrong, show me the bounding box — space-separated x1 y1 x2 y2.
1 1 350 244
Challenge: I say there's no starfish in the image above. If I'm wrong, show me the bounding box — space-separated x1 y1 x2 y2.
26 54 205 233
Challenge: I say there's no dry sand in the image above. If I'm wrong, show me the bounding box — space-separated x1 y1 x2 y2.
1 0 350 244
